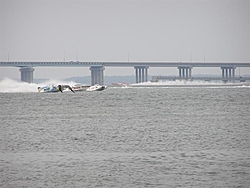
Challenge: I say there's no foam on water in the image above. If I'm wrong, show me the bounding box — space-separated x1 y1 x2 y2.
0 78 77 93
131 80 250 88
0 78 249 93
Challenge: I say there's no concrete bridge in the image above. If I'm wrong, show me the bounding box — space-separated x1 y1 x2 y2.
0 61 249 84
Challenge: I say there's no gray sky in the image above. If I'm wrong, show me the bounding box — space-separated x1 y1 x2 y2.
0 0 249 79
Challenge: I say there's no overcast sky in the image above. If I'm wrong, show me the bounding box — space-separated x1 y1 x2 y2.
0 0 249 79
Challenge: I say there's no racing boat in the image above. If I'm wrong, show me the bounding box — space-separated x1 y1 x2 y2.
71 84 90 92
38 84 75 93
86 84 107 91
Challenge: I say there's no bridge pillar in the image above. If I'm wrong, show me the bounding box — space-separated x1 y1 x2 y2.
182 69 185 78
138 68 142 83
222 68 225 77
134 66 148 83
221 67 236 82
189 68 192 79
90 65 105 85
19 67 34 83
178 66 192 80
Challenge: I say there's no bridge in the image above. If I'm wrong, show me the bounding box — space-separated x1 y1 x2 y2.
0 61 250 84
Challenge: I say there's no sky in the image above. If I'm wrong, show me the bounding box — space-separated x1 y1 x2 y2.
0 0 249 80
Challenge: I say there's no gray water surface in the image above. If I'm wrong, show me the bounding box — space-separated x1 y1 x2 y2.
0 87 249 187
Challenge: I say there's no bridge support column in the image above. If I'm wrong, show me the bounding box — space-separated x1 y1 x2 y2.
134 66 148 83
182 69 185 78
189 68 192 79
221 67 236 82
135 68 139 83
19 67 34 83
90 65 105 85
138 68 142 83
178 66 193 80
222 68 225 77
232 68 235 81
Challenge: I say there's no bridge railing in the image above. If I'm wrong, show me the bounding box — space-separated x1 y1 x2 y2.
0 61 250 67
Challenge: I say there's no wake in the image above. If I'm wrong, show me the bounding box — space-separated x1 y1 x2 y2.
131 80 250 88
0 78 77 93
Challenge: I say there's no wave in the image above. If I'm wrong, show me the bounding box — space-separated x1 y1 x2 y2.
0 78 77 93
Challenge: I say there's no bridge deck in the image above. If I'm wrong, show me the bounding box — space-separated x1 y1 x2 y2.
0 61 250 68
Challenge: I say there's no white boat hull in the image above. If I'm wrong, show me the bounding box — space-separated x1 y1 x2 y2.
86 84 107 91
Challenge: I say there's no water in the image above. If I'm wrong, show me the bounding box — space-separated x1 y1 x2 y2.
0 80 250 187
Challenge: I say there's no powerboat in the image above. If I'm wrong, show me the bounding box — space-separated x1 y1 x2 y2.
38 84 75 93
38 84 60 93
86 84 107 91
71 84 90 92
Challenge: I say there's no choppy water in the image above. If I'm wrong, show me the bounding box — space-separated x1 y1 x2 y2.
0 80 250 187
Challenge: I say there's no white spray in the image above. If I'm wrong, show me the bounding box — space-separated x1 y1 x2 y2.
0 78 77 93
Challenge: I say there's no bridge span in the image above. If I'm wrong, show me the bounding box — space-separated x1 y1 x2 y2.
0 61 249 84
